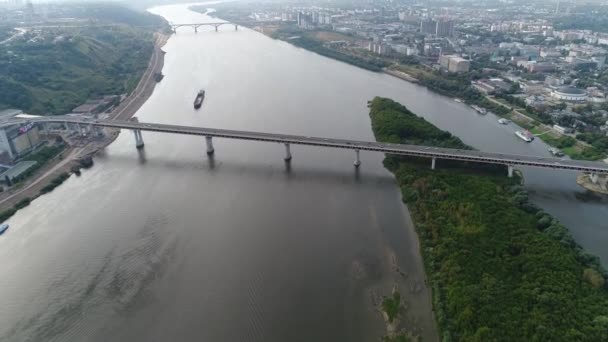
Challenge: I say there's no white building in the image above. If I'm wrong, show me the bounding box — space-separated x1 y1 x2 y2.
551 87 587 102
439 55 470 73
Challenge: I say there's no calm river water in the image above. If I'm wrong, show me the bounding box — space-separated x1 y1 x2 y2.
0 4 606 342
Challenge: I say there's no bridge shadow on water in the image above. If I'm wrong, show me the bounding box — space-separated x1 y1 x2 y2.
93 150 397 189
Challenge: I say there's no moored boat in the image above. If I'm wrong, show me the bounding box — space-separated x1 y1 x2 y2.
515 130 534 142
0 223 9 235
471 105 487 114
498 118 510 125
549 147 564 157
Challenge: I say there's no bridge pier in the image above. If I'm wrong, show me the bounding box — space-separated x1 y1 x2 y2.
590 173 599 184
205 136 215 155
214 25 219 32
133 129 144 149
508 165 514 178
284 143 292 161
234 24 238 31
194 26 198 33
431 157 436 170
354 149 361 167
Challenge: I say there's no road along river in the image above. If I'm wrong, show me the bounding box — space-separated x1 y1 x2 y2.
0 3 606 342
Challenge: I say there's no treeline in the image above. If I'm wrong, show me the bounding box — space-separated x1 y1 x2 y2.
271 26 388 72
369 97 608 341
369 97 469 149
406 68 511 116
62 3 167 29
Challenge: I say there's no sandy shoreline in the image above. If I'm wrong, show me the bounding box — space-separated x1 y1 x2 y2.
0 32 169 212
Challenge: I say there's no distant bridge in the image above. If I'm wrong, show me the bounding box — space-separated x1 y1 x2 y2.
8 115 608 181
169 20 291 33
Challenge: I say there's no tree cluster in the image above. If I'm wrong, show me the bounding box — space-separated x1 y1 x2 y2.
369 97 608 342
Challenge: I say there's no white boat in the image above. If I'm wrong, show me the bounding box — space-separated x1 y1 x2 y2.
498 118 510 125
454 98 464 103
548 147 564 157
515 130 534 142
0 223 8 235
471 105 487 114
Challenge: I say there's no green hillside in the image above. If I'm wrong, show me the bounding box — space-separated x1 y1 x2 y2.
0 5 165 115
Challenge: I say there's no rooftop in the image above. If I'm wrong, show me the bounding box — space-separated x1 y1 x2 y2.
0 161 37 181
555 87 586 95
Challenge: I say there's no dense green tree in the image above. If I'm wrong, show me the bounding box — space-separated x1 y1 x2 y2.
369 97 608 342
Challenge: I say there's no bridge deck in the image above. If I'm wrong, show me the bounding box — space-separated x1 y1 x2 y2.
23 116 608 174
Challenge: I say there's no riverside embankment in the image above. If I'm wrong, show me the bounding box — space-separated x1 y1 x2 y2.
0 32 168 216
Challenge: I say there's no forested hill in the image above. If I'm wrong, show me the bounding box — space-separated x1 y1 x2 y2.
370 97 608 341
0 4 167 115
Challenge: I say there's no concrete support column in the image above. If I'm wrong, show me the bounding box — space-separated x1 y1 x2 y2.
234 24 238 31
354 149 361 167
194 26 198 33
205 136 215 155
431 157 436 170
508 165 514 178
88 123 93 135
214 25 219 32
284 143 292 161
133 129 144 149
590 173 599 184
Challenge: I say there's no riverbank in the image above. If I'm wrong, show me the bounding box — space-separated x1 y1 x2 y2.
111 32 169 121
0 32 169 218
232 17 604 162
370 97 608 341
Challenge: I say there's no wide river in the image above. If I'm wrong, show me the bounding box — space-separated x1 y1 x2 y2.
1 4 607 341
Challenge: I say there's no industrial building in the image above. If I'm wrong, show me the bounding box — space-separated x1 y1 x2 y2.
0 109 43 162
439 55 470 73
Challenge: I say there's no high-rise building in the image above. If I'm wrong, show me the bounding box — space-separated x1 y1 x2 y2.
436 19 454 37
420 19 437 35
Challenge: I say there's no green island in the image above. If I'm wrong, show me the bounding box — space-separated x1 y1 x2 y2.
370 97 608 341
0 4 167 115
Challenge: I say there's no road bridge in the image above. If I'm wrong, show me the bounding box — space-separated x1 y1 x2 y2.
170 21 291 33
11 116 608 181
